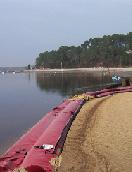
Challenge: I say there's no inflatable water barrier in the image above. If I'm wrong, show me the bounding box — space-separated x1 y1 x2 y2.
1 85 132 172
86 86 132 98
0 99 84 172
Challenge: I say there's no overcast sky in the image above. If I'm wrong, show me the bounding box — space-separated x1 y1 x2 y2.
0 0 132 66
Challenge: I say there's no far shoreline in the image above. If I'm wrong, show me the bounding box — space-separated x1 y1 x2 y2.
24 67 132 73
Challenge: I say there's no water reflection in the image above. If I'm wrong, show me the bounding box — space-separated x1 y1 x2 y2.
0 71 111 154
36 72 111 96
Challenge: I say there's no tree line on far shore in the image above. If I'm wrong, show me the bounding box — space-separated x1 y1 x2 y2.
36 32 132 68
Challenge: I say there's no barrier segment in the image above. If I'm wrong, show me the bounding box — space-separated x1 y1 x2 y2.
0 99 84 172
20 100 84 172
0 100 71 171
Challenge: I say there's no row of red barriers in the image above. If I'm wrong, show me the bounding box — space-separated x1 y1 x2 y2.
86 86 132 97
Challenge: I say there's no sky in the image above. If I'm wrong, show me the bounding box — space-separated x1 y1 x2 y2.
0 0 132 67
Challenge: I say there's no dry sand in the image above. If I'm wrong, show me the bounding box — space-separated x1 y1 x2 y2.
56 93 132 172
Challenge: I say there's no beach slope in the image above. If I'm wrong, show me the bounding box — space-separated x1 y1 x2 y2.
57 93 132 172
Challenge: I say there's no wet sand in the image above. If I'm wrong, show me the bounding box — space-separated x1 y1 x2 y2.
56 93 132 172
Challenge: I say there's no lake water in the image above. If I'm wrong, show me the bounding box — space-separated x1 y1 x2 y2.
0 71 111 154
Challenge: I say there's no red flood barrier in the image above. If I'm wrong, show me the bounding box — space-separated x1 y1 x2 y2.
0 99 84 172
86 86 132 98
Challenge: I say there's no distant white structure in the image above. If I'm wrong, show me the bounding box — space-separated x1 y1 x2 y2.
112 75 121 82
2 72 5 75
125 50 132 54
13 71 16 74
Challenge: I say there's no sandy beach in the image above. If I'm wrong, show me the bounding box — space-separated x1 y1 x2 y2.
25 68 132 78
55 92 132 172
25 67 132 73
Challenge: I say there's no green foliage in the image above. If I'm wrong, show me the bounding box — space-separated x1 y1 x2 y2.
36 32 132 68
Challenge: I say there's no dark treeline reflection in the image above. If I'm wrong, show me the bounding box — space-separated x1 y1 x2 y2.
36 72 111 96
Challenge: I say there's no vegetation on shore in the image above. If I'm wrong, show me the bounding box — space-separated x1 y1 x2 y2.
36 32 132 68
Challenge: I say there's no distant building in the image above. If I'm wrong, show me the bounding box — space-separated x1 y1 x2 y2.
125 50 132 54
115 41 126 48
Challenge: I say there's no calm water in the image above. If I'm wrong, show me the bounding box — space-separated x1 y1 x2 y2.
0 71 111 154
